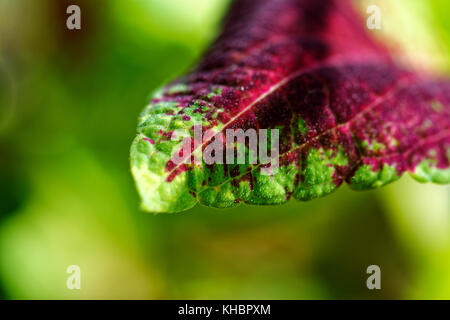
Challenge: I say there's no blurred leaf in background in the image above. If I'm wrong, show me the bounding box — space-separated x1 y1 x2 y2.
0 0 229 299
0 0 449 299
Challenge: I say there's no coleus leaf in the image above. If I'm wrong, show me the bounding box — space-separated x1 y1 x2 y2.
130 0 450 213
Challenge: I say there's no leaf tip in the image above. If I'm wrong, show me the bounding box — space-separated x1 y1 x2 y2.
130 135 197 214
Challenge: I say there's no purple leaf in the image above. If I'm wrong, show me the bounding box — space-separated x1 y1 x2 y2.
130 0 450 213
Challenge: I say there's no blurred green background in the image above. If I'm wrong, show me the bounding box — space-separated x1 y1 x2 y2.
0 0 449 299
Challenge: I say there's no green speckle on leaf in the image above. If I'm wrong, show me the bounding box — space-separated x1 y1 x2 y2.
198 183 239 208
248 164 297 204
361 139 386 152
349 163 400 190
294 147 348 200
297 118 309 135
410 159 450 184
207 86 223 98
431 100 444 112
